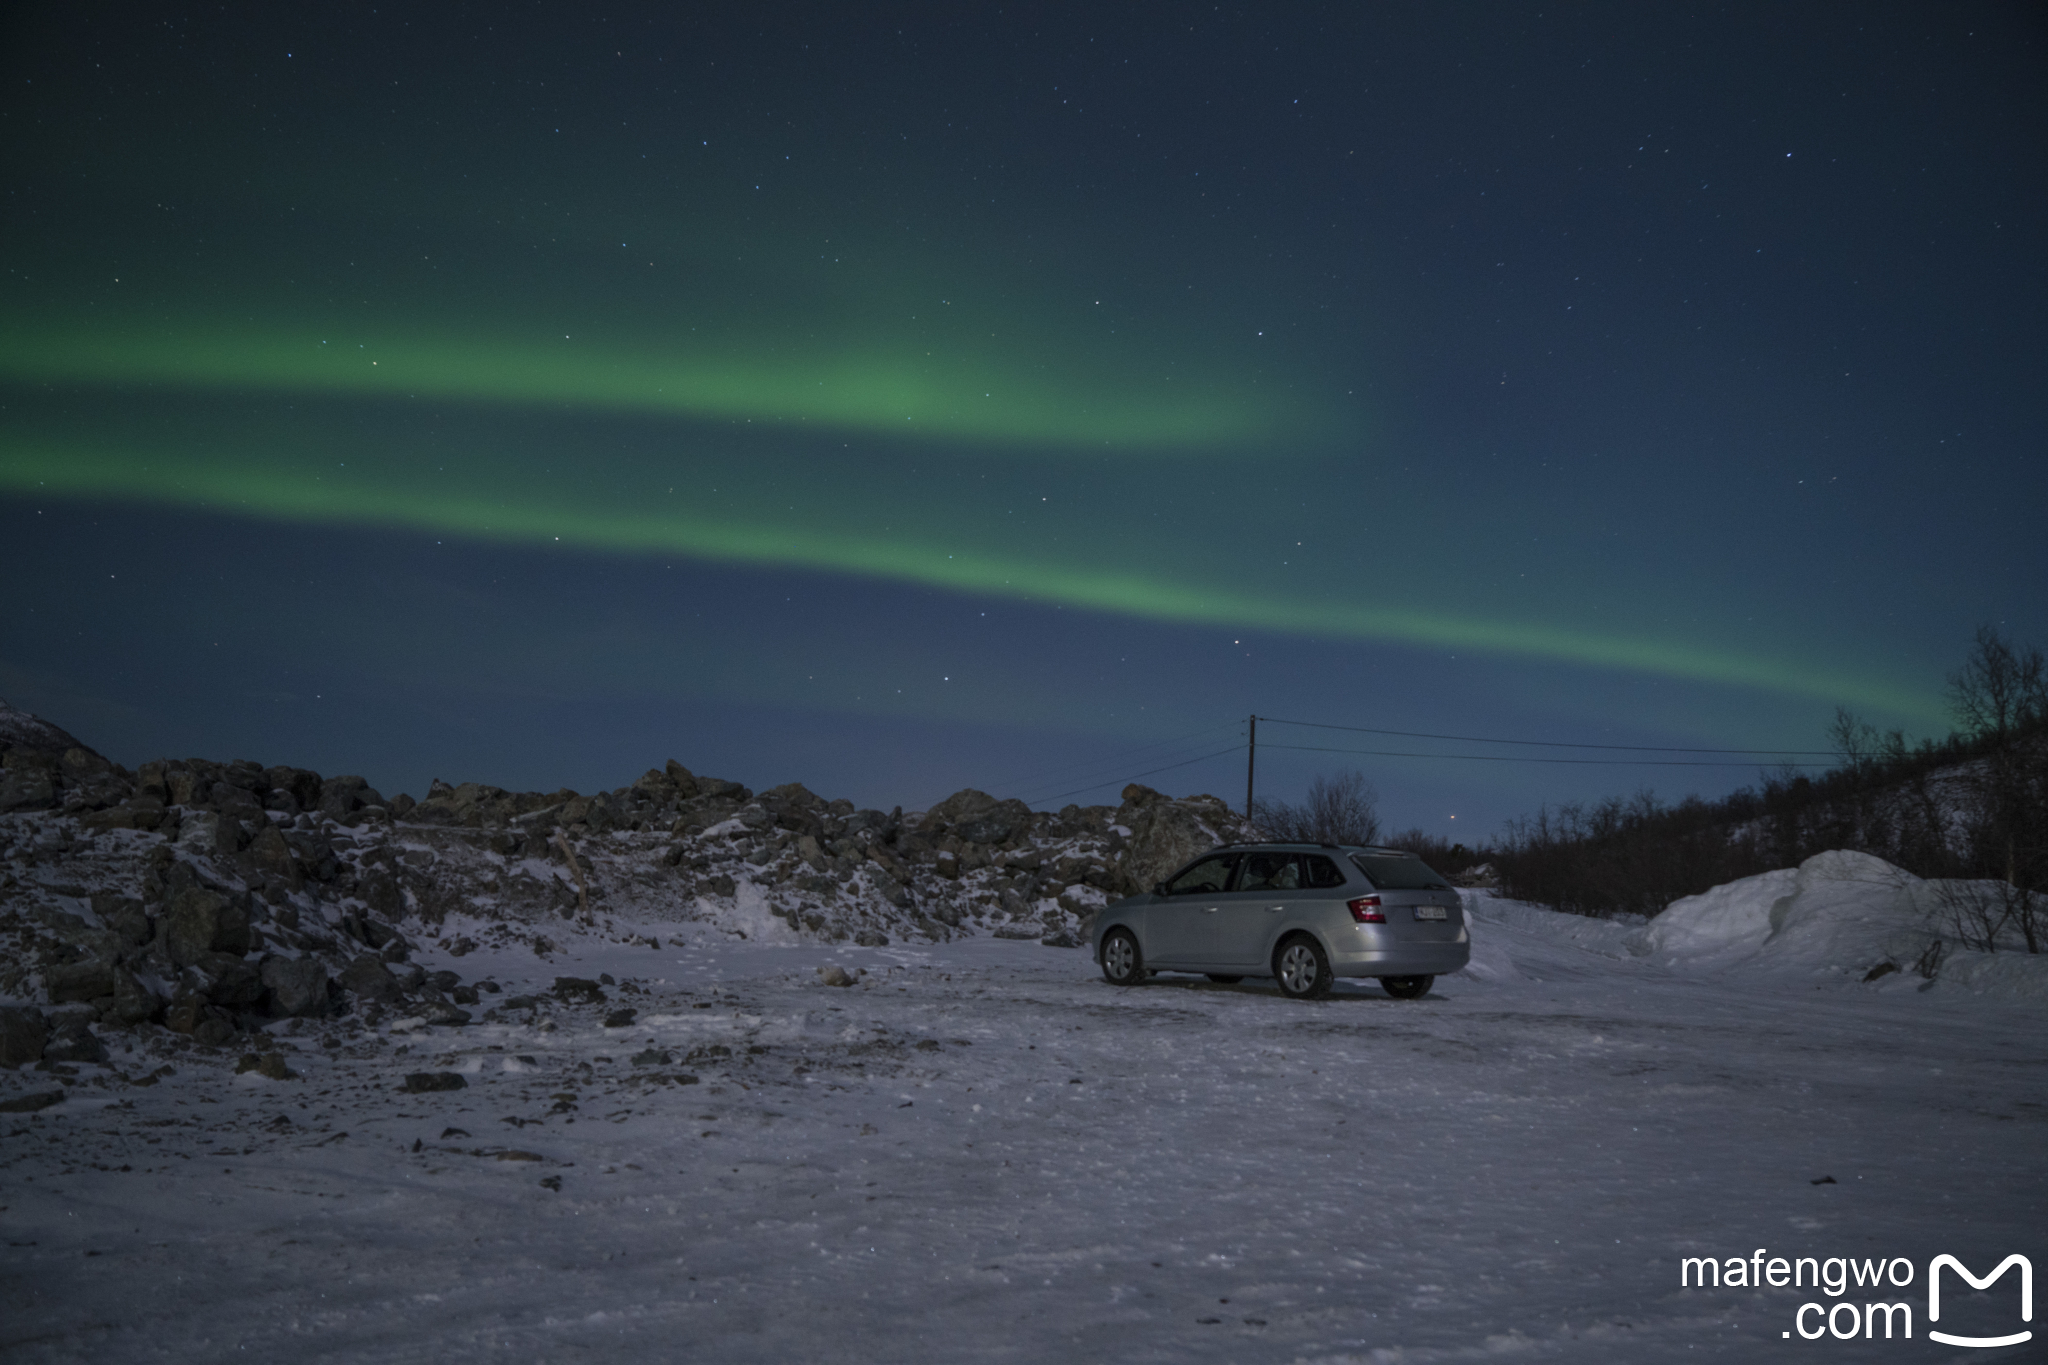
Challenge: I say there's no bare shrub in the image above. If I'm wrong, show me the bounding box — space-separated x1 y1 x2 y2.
1253 770 1380 846
1925 879 2021 954
1379 828 1487 878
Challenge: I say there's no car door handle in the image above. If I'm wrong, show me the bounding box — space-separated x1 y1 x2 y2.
1266 905 1283 913
1201 906 1220 914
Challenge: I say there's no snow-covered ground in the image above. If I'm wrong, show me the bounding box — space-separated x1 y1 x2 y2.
3 887 2043 1363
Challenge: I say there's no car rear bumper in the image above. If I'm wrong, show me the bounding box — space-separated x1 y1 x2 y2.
1328 941 1471 977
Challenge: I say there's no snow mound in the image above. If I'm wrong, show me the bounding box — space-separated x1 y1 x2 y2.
1640 850 2048 999
1936 948 2048 1000
1631 867 1798 970
1456 923 1520 982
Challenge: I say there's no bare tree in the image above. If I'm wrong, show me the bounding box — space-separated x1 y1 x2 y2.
1253 770 1381 845
1948 626 2047 741
1946 627 2048 953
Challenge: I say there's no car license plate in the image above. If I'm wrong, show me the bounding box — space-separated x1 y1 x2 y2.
1414 905 1447 921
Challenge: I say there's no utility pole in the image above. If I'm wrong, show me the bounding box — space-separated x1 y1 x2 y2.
1245 713 1257 822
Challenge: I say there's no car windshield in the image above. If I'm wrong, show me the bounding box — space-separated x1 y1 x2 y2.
1349 853 1450 890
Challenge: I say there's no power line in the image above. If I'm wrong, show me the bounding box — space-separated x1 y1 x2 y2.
983 719 1243 796
1029 744 1247 805
1261 742 1834 769
1256 714 1837 756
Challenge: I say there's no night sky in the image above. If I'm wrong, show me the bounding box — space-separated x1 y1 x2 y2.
3 4 2043 835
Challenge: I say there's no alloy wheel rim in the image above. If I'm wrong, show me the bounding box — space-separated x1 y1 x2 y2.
1280 945 1314 992
1106 937 1134 978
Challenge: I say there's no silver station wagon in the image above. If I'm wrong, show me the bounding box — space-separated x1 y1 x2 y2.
1092 844 1469 1000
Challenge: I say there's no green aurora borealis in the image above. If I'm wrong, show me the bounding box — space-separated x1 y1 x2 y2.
4 4 2040 816
0 420 1927 718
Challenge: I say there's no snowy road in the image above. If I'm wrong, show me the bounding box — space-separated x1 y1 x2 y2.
3 896 2042 1363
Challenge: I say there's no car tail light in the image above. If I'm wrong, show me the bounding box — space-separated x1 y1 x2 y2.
1347 895 1384 923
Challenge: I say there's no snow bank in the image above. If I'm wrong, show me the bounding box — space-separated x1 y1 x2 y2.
1639 849 2048 999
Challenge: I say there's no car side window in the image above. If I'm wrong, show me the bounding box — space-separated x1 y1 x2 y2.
1236 851 1301 891
1163 853 1239 895
1299 854 1347 889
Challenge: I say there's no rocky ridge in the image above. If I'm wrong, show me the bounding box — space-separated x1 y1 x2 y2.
0 699 1249 1069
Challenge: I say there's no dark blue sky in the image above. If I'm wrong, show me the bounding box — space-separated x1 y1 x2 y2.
3 3 2042 834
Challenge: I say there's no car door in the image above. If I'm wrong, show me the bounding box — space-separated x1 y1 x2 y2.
1147 852 1240 966
1212 850 1299 966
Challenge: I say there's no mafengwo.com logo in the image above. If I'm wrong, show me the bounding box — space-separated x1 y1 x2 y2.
1680 1249 2032 1346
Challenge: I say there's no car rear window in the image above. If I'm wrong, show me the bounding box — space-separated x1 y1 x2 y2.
1298 854 1348 889
1348 853 1450 890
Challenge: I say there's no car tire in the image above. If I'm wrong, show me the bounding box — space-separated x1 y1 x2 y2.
1273 935 1333 1000
1381 974 1433 1000
1101 929 1146 986
1204 974 1244 984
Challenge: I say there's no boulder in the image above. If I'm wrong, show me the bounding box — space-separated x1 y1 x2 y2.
921 788 998 830
663 759 701 799
43 958 119 1005
260 956 331 1018
0 1006 49 1067
317 774 384 820
103 967 162 1026
163 996 232 1043
0 1089 64 1113
42 1016 108 1064
417 998 472 1026
631 768 679 802
160 887 251 966
192 953 266 1009
235 1051 298 1080
401 1072 467 1092
762 782 823 810
165 767 210 806
92 893 152 949
338 954 406 1003
0 766 56 813
244 825 302 889
695 776 748 801
551 976 606 1004
1116 796 1232 895
210 783 265 820
265 766 322 813
173 809 236 855
953 799 1033 847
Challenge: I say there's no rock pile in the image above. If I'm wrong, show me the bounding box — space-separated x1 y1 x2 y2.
0 697 1250 1066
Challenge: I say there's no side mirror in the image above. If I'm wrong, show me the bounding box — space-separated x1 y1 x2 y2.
1152 882 1169 898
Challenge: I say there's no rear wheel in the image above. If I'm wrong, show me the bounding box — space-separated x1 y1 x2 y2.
1101 929 1145 986
1204 974 1244 984
1273 936 1333 1000
1381 974 1433 1000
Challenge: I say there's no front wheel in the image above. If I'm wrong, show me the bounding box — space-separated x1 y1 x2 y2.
1101 929 1146 986
1273 936 1333 1000
1381 975 1433 1000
